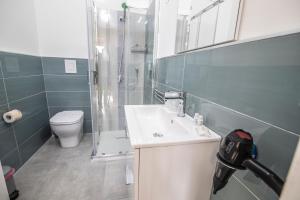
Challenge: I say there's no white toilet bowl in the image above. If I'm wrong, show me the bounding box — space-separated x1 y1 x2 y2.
50 111 84 148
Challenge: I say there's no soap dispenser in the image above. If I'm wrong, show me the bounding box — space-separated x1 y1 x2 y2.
194 113 203 126
194 113 210 136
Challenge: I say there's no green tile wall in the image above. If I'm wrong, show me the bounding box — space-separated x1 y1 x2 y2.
0 54 93 170
0 52 51 170
42 57 92 133
152 33 300 200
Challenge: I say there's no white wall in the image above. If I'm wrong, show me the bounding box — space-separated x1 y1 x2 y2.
238 0 300 40
0 0 39 55
34 0 89 58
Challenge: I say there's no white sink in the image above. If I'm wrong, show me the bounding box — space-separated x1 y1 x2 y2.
125 105 221 148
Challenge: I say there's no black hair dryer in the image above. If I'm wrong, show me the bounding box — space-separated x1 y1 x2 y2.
212 129 284 196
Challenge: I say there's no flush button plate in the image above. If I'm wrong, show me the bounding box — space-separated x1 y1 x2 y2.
65 59 77 73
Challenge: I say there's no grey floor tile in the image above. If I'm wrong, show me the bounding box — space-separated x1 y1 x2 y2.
15 135 133 200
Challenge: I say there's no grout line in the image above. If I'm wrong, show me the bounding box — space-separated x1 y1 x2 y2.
41 56 88 60
3 74 42 79
45 90 90 93
0 50 40 57
14 108 48 126
14 134 53 176
9 91 45 104
0 102 8 107
157 82 181 92
188 92 300 138
18 122 49 148
181 55 186 91
0 147 19 162
0 64 23 165
43 74 88 77
48 105 90 108
41 58 51 119
233 175 261 200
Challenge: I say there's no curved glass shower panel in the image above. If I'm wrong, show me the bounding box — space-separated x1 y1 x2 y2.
97 9 121 132
94 8 147 158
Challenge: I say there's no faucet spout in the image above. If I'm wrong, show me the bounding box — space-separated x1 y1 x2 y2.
177 100 185 117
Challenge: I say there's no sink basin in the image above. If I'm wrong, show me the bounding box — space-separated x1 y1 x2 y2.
125 105 221 148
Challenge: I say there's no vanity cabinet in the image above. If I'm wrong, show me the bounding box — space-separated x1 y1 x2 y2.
133 142 219 200
125 105 221 200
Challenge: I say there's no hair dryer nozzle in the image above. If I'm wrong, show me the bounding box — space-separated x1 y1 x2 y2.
212 129 283 196
212 157 236 194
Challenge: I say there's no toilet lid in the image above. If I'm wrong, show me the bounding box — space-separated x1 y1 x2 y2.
50 111 84 125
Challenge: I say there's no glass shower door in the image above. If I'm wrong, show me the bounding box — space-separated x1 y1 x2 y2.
93 8 146 158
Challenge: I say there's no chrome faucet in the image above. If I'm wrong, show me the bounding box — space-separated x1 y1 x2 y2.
177 99 185 117
163 91 186 117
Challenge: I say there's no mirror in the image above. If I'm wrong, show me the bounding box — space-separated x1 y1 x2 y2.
175 0 243 53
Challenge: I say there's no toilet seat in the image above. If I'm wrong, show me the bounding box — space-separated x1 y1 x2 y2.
50 111 84 125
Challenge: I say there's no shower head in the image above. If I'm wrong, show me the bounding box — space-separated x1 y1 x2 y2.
122 1 149 10
121 2 128 10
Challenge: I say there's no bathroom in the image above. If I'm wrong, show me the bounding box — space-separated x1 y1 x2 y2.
0 0 299 199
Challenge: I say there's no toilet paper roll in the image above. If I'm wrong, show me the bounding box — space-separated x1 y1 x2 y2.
3 109 22 123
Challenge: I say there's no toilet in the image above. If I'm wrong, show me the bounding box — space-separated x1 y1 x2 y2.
50 111 84 148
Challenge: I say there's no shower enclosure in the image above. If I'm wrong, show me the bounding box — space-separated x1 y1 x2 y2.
88 2 151 159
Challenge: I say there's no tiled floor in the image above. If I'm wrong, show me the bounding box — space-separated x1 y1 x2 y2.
14 135 133 200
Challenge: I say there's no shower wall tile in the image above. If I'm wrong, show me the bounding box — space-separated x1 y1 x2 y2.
0 52 42 78
42 57 92 133
14 109 49 145
5 75 44 102
185 93 298 200
154 33 300 200
0 52 51 170
10 92 48 122
83 120 92 133
0 80 7 105
47 92 90 107
44 75 89 91
49 106 91 120
0 105 9 131
143 84 153 104
183 33 300 134
157 55 185 90
0 128 17 158
19 125 51 163
42 57 89 75
211 177 258 200
1 149 21 170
